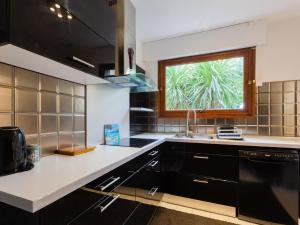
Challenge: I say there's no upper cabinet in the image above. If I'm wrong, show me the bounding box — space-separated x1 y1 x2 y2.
57 0 116 45
0 0 116 78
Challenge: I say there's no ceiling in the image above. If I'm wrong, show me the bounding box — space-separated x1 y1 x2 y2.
131 0 300 43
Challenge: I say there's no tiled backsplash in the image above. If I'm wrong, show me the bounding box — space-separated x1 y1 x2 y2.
0 62 86 156
130 80 300 137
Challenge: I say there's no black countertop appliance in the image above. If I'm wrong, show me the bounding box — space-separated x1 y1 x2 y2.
238 149 299 225
0 127 32 176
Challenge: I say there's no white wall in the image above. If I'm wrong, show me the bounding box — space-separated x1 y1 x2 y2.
86 84 130 145
141 16 300 85
136 38 146 69
256 16 300 83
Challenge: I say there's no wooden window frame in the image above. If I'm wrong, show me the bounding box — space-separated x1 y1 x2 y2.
158 47 256 118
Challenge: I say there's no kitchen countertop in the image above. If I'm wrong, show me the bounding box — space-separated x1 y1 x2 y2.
0 138 164 213
0 133 299 213
132 133 300 149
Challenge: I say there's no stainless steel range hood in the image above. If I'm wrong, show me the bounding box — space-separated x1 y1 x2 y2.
102 0 157 93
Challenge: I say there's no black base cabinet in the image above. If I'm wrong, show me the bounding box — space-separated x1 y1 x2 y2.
0 189 103 225
0 142 244 225
162 142 239 207
166 172 237 207
40 189 104 225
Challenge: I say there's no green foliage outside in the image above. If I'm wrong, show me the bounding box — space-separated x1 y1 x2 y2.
166 57 244 110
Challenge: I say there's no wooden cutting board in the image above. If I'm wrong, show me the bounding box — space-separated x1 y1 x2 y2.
56 146 96 156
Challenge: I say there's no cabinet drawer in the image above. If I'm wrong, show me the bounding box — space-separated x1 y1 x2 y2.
182 153 238 181
69 195 137 225
71 177 138 225
127 148 161 173
40 189 102 225
166 173 237 207
136 162 163 203
86 167 131 193
187 143 238 156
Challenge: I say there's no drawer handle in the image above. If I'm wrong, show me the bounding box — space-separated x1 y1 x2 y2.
193 155 209 160
193 179 209 184
148 160 159 167
148 151 159 156
148 187 158 196
97 176 120 191
72 56 95 68
96 194 119 213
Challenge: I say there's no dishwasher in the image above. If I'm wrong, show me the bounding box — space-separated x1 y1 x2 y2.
238 149 299 225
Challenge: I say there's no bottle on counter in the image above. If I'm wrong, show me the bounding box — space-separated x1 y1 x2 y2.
27 144 41 164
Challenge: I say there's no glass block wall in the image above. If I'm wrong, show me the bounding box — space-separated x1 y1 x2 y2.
130 80 300 137
0 62 86 156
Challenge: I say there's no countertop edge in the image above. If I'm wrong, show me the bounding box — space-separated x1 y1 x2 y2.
0 139 165 213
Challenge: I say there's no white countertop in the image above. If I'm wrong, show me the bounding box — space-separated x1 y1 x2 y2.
133 133 300 149
0 139 164 213
0 133 299 213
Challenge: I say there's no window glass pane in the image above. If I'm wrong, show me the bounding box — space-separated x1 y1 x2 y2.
165 57 244 110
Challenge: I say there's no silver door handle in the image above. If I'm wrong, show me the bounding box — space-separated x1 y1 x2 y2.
72 56 95 68
148 187 158 196
97 176 120 191
96 194 119 213
148 160 159 167
148 151 159 156
193 155 209 160
193 179 209 184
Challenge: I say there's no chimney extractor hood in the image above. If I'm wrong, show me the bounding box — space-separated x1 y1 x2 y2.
101 0 157 93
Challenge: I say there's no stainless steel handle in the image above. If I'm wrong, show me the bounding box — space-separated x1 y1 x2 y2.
72 56 95 68
148 160 159 167
148 187 158 196
96 194 119 213
193 179 209 184
148 151 159 156
97 176 120 191
193 155 209 160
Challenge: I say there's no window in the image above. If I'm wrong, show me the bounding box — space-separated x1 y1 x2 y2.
158 48 256 118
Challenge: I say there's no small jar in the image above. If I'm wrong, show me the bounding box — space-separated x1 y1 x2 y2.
27 144 41 164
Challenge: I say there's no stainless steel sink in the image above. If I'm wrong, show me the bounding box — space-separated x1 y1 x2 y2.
174 133 215 140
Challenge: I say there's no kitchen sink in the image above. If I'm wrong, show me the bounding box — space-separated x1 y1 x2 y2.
174 133 215 140
174 133 244 141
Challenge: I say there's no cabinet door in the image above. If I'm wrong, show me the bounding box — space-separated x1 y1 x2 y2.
57 0 116 45
166 172 237 207
136 157 163 204
40 189 103 225
0 0 9 42
181 152 238 181
85 163 133 193
9 0 115 77
70 176 138 225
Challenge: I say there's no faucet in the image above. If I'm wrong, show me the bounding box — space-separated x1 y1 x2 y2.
186 110 197 137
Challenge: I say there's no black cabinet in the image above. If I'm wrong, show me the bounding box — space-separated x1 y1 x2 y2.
136 156 163 203
57 0 116 45
181 152 238 181
0 189 102 225
40 189 102 225
1 0 116 77
166 172 237 206
70 177 138 225
162 142 238 207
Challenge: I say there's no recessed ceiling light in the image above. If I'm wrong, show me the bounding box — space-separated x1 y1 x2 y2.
50 7 55 12
57 13 63 18
67 13 72 19
55 3 60 9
